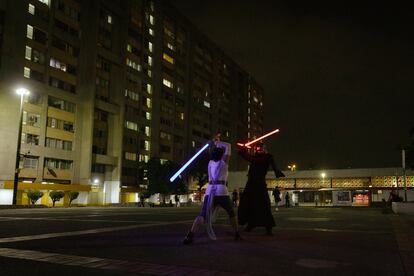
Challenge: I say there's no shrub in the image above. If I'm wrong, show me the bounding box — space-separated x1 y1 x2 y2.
27 190 44 205
69 191 79 206
49 191 65 207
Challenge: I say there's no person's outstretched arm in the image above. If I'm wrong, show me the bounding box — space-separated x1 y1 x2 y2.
270 154 285 178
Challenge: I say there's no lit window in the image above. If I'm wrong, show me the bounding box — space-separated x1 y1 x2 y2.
27 25 33 39
149 15 154 25
146 112 151 120
180 112 184 120
148 56 153 66
146 84 152 94
38 0 50 6
28 4 35 15
24 67 31 78
125 121 138 131
163 53 174 64
127 44 132 52
50 58 67 72
253 96 258 103
144 140 150 151
203 101 210 108
163 78 173 88
25 46 32 60
167 43 175 51
148 42 153 52
192 141 195 147
126 58 141 71
146 98 152 108
125 89 139 101
144 155 149 163
149 28 154 36
147 70 152 78
107 15 112 24
145 126 150 136
125 152 137 161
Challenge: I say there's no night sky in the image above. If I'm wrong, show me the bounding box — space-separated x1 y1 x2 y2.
171 1 414 170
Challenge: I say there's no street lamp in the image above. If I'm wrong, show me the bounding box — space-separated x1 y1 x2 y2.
12 88 30 205
288 164 296 171
321 172 326 186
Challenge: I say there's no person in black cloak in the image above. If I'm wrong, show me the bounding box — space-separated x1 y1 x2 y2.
237 142 285 235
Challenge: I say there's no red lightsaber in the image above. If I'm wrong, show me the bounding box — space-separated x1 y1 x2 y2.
237 128 280 147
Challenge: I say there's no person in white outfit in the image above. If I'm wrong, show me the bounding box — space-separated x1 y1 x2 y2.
183 137 240 244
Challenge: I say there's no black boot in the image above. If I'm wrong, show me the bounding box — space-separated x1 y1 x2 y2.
183 231 194 245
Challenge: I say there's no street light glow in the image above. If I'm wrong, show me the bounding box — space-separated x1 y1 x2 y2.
321 172 326 178
288 164 296 171
16 88 30 96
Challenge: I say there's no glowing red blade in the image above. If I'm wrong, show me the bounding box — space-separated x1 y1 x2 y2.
242 129 280 147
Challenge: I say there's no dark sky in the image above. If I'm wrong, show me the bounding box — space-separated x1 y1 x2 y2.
170 1 414 170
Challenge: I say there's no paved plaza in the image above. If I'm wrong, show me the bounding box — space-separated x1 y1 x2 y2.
0 206 412 275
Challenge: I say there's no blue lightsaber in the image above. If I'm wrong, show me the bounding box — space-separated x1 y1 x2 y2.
169 143 210 182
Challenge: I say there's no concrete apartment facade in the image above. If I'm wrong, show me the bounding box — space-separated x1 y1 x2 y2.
0 0 264 206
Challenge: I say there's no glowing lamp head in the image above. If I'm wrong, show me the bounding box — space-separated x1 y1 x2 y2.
93 178 99 184
16 88 30 96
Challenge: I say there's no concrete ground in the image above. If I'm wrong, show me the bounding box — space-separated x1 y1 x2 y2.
0 206 412 275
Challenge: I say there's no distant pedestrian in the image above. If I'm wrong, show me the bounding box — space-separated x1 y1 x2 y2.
139 194 145 207
232 189 239 207
272 187 281 211
387 189 402 206
285 192 290 208
175 194 180 207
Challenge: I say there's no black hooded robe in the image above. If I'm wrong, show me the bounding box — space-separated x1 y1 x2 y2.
237 148 284 228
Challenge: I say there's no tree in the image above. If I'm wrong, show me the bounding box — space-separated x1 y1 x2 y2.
146 158 170 195
68 191 79 206
27 190 43 205
49 191 64 207
144 158 184 202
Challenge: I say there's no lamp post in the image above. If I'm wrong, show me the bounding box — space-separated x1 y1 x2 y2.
321 172 326 186
402 149 407 202
12 88 30 205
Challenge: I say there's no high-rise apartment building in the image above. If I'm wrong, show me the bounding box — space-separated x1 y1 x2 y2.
0 0 263 205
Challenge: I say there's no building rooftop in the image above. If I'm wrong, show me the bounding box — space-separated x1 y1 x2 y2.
231 168 414 179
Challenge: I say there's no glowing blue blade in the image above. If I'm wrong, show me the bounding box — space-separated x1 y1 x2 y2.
170 143 210 182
